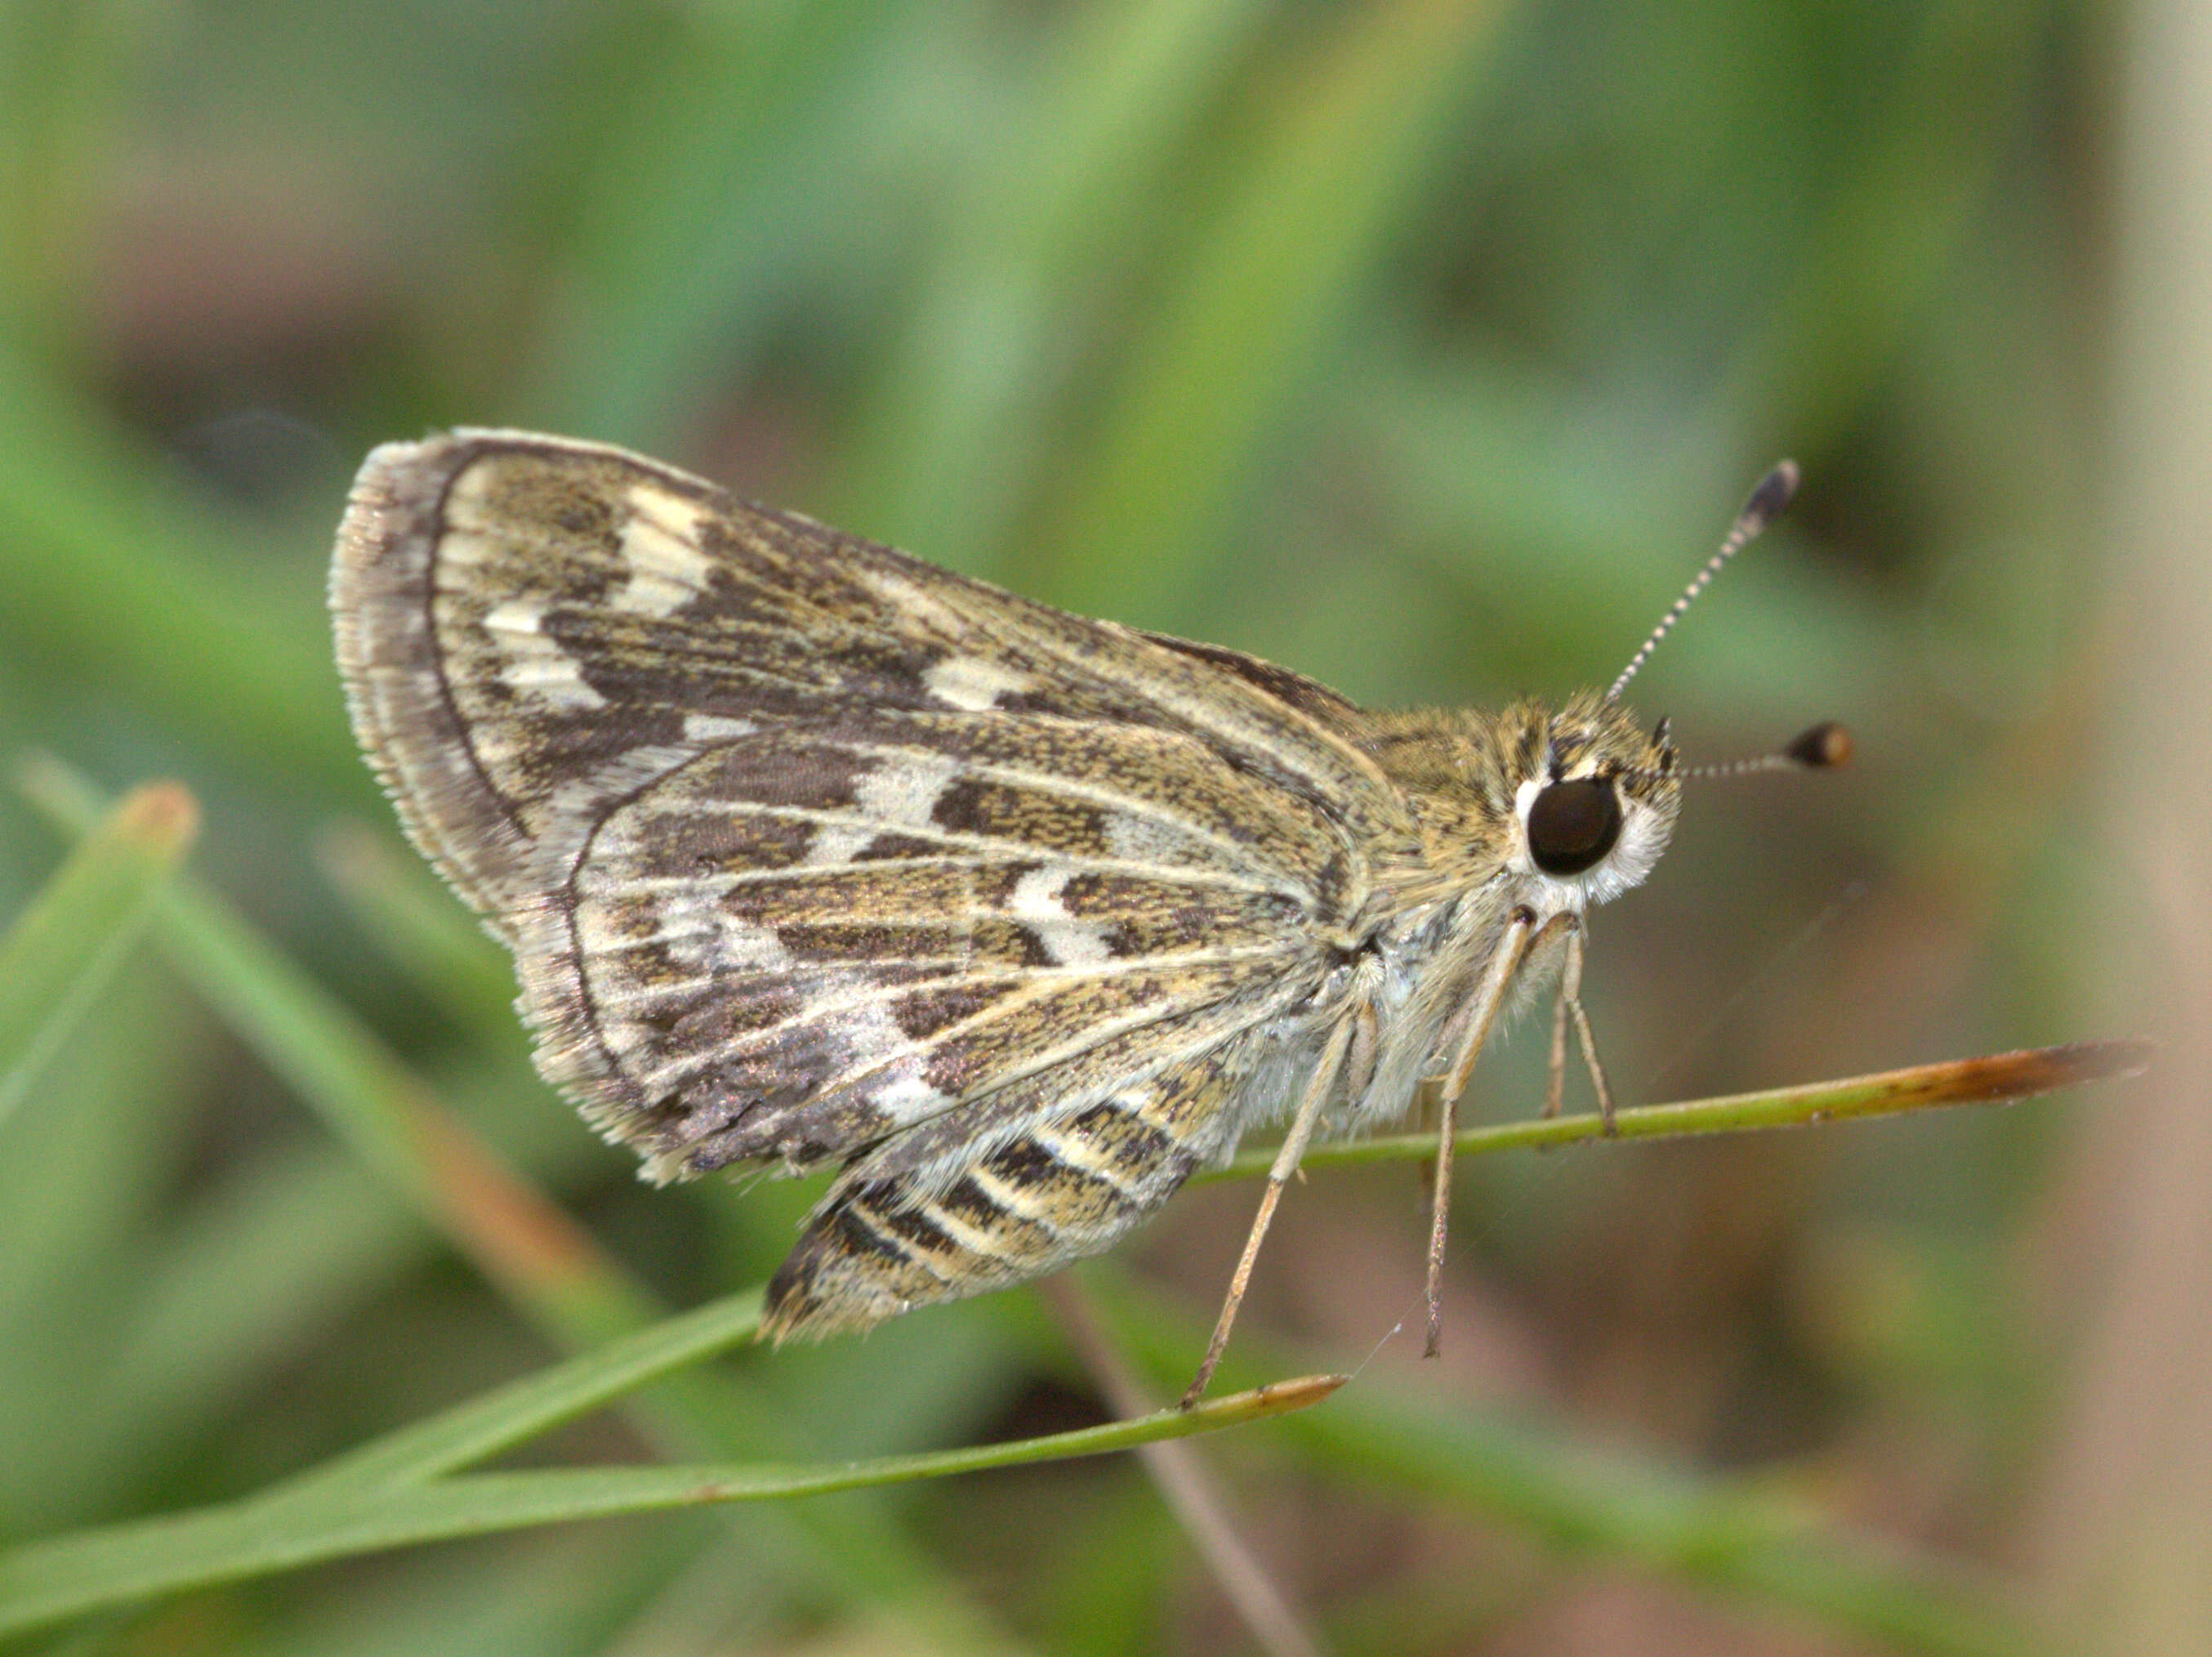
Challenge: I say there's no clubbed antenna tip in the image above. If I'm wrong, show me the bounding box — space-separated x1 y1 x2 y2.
1608 459 1801 703
1678 720 1854 782
1742 460 1800 534
1784 719 1852 769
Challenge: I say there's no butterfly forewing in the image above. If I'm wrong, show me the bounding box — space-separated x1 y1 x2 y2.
332 431 1407 1204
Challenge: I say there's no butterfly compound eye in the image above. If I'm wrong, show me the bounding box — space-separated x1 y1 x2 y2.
1526 779 1622 876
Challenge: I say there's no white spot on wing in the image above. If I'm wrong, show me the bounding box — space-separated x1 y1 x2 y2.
482 597 543 634
851 568 973 636
611 486 716 619
804 748 958 866
476 592 607 712
969 1164 1055 1223
683 714 756 744
817 993 952 1124
803 824 876 866
1010 864 1111 967
856 748 961 825
1102 806 1217 869
923 655 1032 711
1029 1126 1139 1197
872 1070 956 1122
664 895 789 975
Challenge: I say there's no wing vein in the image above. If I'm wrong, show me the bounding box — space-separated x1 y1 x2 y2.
627 943 1303 1097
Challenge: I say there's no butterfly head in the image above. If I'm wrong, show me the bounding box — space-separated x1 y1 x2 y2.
1499 458 1837 916
1505 691 1680 913
1358 695 1677 917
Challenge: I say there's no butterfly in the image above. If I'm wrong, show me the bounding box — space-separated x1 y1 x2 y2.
331 429 1839 1400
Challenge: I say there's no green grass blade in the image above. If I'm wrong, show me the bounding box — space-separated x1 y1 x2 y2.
1038 0 1508 622
1090 1276 2042 1657
17 757 1032 1653
0 779 198 1132
287 1287 766 1498
521 1 913 447
17 757 618 1326
0 355 359 790
1201 1042 2152 1183
0 1373 1340 1641
0 967 221 1535
832 0 1278 569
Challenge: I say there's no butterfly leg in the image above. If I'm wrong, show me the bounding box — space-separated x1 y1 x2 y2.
1181 1012 1361 1408
1545 919 1616 1132
1541 918 1606 1119
1545 962 1572 1119
1425 904 1541 1356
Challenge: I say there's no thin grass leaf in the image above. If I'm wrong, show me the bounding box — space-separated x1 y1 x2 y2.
0 967 221 1534
1038 0 1507 622
1089 1275 2044 1657
521 1 916 446
0 779 197 1132
285 1287 766 1498
1202 1042 2151 1184
0 357 359 788
0 1372 1340 1641
22 764 795 1481
832 0 1279 569
312 821 520 1038
16 753 620 1329
16 757 1031 1654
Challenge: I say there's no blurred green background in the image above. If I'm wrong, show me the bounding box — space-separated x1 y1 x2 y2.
3 0 2209 1652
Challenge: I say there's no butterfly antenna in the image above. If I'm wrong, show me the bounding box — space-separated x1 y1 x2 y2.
1607 460 1799 703
1677 720 1853 780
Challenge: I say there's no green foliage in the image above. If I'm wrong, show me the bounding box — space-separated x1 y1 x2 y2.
0 779 195 1130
